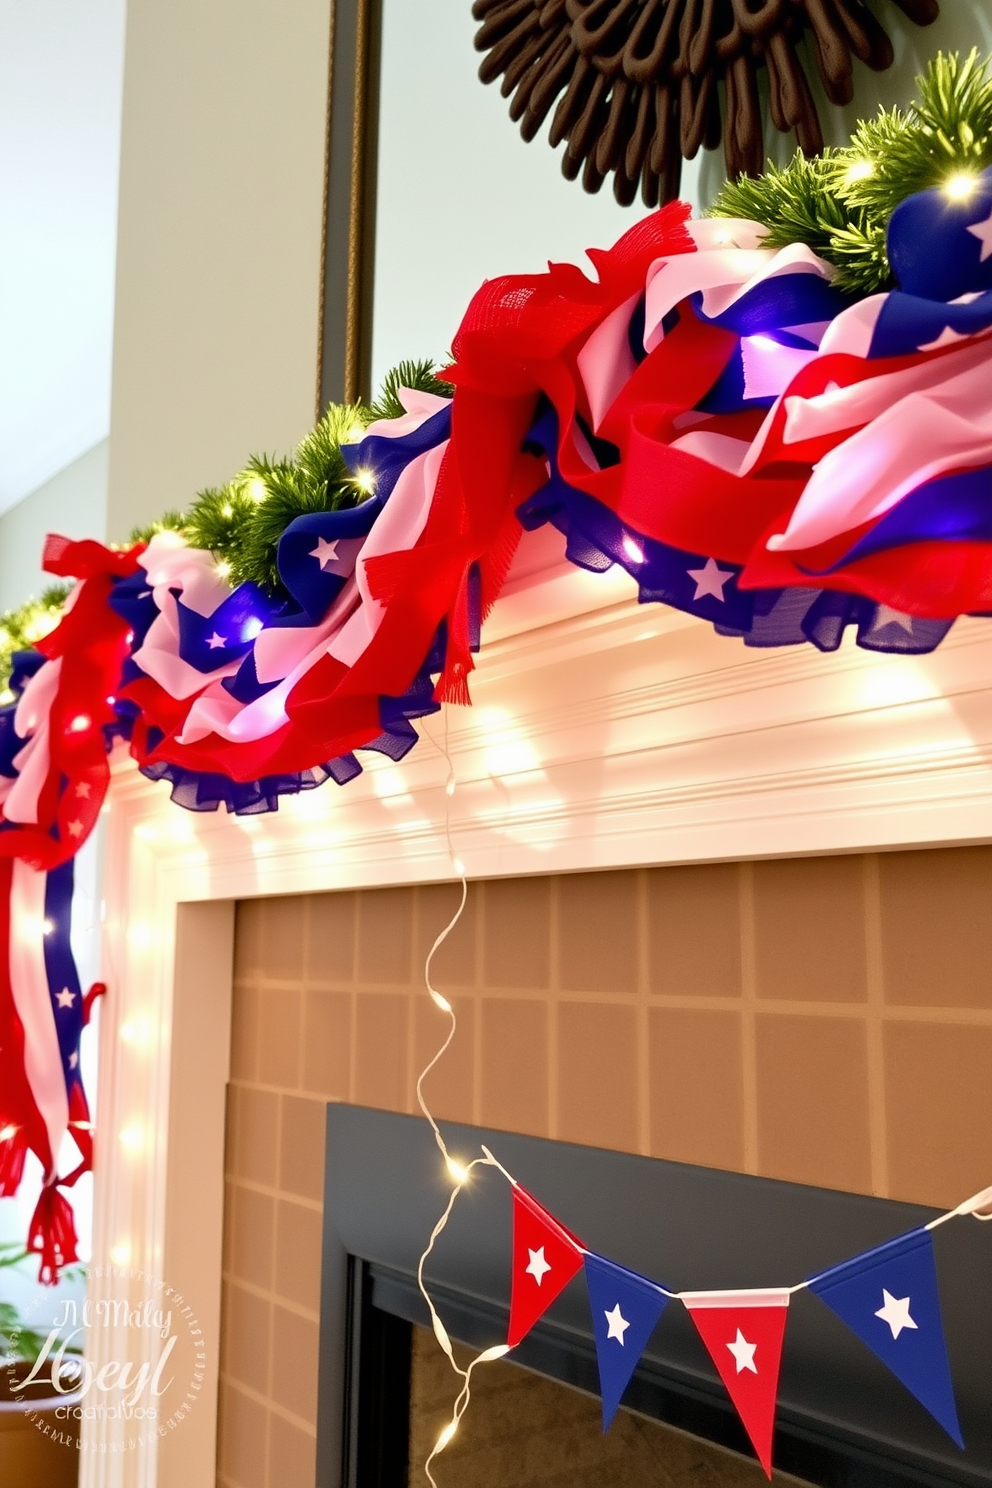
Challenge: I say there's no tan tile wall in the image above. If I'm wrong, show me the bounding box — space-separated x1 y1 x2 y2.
217 848 992 1488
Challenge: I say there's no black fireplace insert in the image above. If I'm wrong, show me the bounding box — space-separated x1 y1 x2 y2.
316 1104 992 1488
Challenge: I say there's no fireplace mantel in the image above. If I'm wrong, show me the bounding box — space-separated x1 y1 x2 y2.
82 540 992 1486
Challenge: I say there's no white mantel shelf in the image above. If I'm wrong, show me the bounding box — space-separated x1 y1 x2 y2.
83 538 992 1487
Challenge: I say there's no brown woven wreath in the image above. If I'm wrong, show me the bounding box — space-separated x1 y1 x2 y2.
472 0 939 204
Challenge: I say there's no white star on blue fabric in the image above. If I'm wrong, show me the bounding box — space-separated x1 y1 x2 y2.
604 1304 630 1344
875 1289 918 1340
726 1328 758 1374
687 557 734 602
206 631 227 649
917 324 969 351
967 203 992 262
871 605 914 635
55 988 76 1009
310 537 341 571
526 1246 551 1285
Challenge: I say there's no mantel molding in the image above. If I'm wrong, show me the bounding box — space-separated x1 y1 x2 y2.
82 551 992 1486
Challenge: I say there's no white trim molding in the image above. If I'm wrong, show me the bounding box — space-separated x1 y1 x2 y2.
82 545 992 1485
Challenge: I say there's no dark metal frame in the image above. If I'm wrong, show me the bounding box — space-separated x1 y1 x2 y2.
318 0 382 413
317 1104 991 1488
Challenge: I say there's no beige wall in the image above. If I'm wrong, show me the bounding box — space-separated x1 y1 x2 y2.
106 0 331 540
0 441 108 611
217 850 992 1488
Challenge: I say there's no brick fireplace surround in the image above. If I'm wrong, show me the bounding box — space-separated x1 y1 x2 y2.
217 851 992 1487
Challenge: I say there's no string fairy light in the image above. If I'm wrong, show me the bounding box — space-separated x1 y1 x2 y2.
412 716 515 1485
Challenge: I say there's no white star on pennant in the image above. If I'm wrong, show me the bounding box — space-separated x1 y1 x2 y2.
604 1304 630 1344
67 820 84 839
525 1246 552 1286
310 537 341 571
872 605 914 635
206 631 227 649
55 988 76 1009
875 1289 918 1340
68 1051 78 1070
726 1328 758 1374
75 782 91 799
967 203 992 262
687 557 734 602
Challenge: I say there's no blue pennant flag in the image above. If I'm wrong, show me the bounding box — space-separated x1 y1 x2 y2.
807 1227 963 1448
583 1253 670 1430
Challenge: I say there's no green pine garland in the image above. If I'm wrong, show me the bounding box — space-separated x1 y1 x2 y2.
129 361 454 595
710 50 992 296
0 585 71 704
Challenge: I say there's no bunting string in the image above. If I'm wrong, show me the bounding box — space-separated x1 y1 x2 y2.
416 1135 992 1480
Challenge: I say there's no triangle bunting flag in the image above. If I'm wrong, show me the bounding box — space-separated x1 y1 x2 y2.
807 1227 963 1447
583 1252 670 1429
507 1185 585 1348
682 1288 791 1477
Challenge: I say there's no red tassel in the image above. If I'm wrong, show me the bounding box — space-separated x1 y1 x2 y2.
0 1123 28 1196
28 1184 79 1285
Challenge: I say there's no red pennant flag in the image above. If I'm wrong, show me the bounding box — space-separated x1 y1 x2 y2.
682 1288 791 1478
507 1185 585 1348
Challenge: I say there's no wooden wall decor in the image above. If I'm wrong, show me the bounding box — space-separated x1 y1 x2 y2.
472 0 939 204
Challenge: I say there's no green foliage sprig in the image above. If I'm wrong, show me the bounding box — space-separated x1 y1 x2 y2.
0 586 72 703
128 360 453 595
710 51 992 296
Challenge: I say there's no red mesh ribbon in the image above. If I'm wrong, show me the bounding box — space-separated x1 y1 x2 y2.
0 1124 28 1198
0 538 143 870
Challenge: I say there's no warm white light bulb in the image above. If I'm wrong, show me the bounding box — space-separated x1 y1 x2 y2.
844 158 874 184
353 468 376 495
119 1124 144 1152
0 1124 18 1142
435 1421 458 1451
246 476 267 503
430 989 452 1014
945 172 979 201
445 778 456 797
215 559 232 578
446 1157 471 1186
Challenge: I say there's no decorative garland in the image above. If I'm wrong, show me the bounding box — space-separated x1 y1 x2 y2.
3 51 992 1282
472 0 939 203
417 1154 991 1482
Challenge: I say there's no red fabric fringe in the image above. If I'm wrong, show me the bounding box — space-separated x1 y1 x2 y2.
28 1184 80 1285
